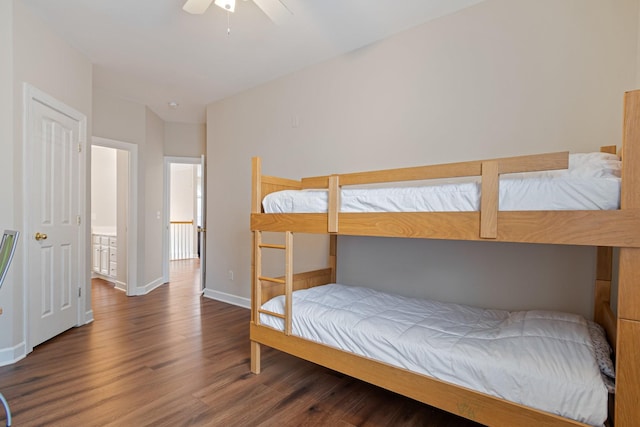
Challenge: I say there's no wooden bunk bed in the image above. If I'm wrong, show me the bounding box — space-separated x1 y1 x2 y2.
249 90 640 427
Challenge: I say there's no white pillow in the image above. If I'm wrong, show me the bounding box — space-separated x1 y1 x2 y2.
568 152 620 178
587 320 615 380
505 152 620 179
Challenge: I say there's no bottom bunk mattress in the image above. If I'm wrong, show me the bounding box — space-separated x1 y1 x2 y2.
259 284 610 426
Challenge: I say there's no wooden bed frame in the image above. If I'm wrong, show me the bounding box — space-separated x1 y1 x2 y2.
249 90 640 426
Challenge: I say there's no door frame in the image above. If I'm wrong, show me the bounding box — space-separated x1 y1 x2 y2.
91 137 139 297
23 84 87 354
163 156 202 285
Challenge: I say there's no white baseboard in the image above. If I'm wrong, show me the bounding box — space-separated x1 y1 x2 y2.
92 272 116 282
136 277 166 296
114 280 127 292
0 341 26 367
170 255 199 261
84 309 94 324
203 288 250 309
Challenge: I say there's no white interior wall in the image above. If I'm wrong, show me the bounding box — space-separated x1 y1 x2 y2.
144 108 165 288
93 87 145 145
164 122 205 158
170 164 196 221
116 149 129 287
170 164 198 259
91 146 117 234
0 0 14 352
93 89 148 293
1 0 92 362
206 0 639 318
92 91 167 293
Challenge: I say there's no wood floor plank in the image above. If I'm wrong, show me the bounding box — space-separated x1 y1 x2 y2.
0 259 481 426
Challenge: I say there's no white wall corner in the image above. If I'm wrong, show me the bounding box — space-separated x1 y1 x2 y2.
114 280 127 292
0 341 26 367
137 277 166 296
84 310 94 325
203 288 250 309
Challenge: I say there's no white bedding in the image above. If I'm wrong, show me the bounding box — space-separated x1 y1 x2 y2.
262 153 621 213
260 284 608 426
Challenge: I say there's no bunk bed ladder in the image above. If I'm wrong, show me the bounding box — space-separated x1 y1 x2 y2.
254 230 294 335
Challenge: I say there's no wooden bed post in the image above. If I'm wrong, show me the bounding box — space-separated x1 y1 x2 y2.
284 231 293 336
251 157 262 374
329 235 337 283
595 247 616 348
251 157 262 214
480 160 499 239
594 146 618 347
328 175 339 233
614 90 640 426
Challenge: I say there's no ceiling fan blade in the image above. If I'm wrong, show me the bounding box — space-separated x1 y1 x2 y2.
183 0 214 14
252 0 292 25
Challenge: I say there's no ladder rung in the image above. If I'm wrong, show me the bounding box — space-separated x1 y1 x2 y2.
258 309 285 319
259 243 286 250
259 276 285 284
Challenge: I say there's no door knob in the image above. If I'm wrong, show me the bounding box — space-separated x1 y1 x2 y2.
35 232 48 241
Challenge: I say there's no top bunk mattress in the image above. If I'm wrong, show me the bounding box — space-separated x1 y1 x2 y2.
262 152 621 213
260 283 610 426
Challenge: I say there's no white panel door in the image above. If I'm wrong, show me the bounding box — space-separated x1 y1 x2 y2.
26 89 84 348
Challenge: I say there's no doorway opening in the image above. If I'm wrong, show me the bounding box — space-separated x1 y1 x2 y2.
163 157 205 292
91 137 138 296
169 163 201 261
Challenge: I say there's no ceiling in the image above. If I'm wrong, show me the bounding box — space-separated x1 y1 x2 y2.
20 0 484 124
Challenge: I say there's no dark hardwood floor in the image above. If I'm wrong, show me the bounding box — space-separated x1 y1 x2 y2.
0 260 482 426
